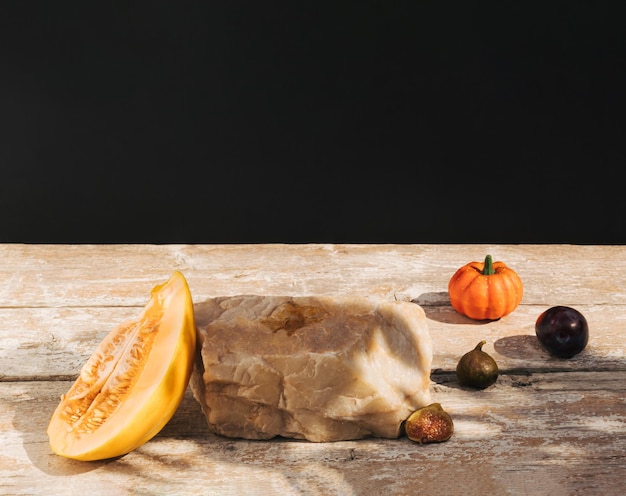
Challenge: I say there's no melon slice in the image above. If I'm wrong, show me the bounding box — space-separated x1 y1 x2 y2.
47 271 196 461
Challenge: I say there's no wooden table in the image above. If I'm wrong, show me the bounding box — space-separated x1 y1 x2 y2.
2 244 625 495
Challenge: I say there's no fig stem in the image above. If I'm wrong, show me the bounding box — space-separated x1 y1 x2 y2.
475 340 486 351
482 255 495 275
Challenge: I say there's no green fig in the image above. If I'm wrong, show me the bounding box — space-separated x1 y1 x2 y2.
405 403 454 444
456 340 499 389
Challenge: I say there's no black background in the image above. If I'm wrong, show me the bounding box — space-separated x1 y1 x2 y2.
2 1 624 244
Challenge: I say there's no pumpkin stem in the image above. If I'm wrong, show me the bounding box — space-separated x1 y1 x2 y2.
482 255 495 275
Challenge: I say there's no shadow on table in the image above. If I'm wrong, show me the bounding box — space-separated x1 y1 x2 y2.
413 292 490 325
13 383 121 475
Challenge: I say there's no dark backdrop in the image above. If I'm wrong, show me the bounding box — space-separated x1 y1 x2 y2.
2 2 624 244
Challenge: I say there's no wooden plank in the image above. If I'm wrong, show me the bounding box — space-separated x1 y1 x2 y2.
2 243 626 307
2 372 625 496
1 303 624 380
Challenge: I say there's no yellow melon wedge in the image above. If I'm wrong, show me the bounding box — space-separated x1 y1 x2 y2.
47 271 196 461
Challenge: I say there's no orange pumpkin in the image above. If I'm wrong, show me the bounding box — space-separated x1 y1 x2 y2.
448 255 523 320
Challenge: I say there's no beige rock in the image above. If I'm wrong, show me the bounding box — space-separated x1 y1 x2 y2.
190 295 432 442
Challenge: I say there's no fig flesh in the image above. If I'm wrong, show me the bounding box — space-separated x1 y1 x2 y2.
405 403 454 444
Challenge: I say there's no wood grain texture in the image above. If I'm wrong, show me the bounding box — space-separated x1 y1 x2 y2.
1 244 625 495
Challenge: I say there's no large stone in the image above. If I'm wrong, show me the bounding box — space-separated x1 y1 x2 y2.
190 295 432 442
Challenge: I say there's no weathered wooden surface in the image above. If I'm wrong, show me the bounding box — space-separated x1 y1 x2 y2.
1 244 625 495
